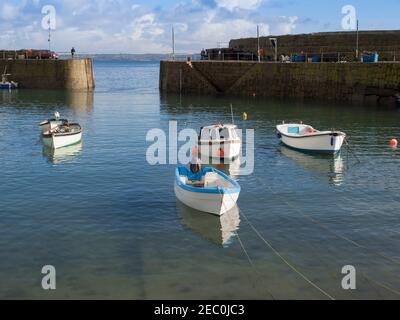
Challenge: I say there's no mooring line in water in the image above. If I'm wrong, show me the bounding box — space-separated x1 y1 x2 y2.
250 175 400 296
233 229 276 300
219 187 335 300
217 188 275 300
360 273 400 296
276 147 400 239
254 175 400 266
238 206 335 300
344 137 361 164
301 212 400 266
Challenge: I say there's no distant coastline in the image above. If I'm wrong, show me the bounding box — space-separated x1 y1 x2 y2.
59 53 199 62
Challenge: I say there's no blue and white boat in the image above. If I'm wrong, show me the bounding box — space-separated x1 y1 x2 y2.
0 73 18 90
276 123 346 154
175 166 240 216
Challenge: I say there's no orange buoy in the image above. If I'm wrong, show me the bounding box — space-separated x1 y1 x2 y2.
390 139 398 148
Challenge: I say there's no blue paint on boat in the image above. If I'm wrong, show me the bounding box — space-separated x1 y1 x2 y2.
175 166 240 194
0 83 17 90
280 141 340 154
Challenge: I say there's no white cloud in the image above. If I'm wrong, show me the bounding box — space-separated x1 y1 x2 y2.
192 20 270 47
272 16 298 34
131 4 140 11
0 3 20 20
216 0 263 11
0 0 299 53
131 14 165 40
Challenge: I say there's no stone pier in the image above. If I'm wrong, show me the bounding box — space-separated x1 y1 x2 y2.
0 58 95 90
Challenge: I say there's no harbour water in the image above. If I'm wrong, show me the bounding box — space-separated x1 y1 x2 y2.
0 61 399 299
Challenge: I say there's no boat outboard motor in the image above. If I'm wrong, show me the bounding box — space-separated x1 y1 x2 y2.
190 162 200 174
190 147 201 175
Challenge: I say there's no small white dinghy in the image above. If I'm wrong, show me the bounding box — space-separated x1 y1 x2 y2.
0 67 18 90
198 124 241 160
175 166 241 216
276 123 346 154
39 112 69 133
42 123 82 149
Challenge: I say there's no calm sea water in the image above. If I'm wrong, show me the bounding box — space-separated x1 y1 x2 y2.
0 61 399 299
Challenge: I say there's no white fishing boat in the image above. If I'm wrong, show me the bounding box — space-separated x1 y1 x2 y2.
39 112 69 133
42 123 82 149
198 124 241 160
276 123 346 154
174 166 240 216
0 68 18 90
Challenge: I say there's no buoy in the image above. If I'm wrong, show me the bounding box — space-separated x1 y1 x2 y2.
390 139 398 148
243 112 248 121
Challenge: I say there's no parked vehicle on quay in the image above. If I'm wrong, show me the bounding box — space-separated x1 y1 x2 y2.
0 49 59 60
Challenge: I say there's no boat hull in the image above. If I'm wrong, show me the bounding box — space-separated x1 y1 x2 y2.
279 133 345 153
199 141 241 160
276 124 346 154
43 131 82 149
174 183 239 216
0 83 17 90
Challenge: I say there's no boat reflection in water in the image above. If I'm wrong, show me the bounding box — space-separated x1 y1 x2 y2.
279 145 345 186
177 202 241 248
1 89 18 103
42 142 83 164
199 156 242 180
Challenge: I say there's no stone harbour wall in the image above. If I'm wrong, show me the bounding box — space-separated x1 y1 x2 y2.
159 60 400 104
0 58 95 90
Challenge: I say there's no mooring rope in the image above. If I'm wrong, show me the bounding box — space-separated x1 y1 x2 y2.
344 137 361 163
217 186 335 300
238 207 335 300
217 187 275 300
254 174 400 266
360 273 400 296
275 144 399 238
251 174 400 296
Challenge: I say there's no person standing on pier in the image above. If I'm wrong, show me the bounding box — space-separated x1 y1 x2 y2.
71 47 76 59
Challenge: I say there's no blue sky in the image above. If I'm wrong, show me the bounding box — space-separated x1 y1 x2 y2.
0 0 399 53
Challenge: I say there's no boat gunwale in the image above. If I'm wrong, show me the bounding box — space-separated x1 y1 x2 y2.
42 123 82 138
175 166 240 195
277 124 346 139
